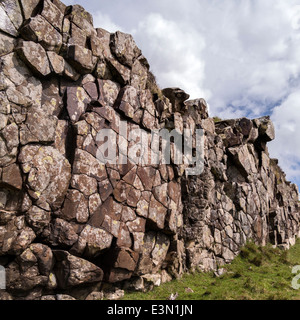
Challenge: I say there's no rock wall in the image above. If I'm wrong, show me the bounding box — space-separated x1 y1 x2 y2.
0 0 299 300
182 116 300 272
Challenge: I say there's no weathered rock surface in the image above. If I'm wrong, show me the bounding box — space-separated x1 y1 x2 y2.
0 0 299 300
182 115 300 271
16 40 51 77
53 250 103 289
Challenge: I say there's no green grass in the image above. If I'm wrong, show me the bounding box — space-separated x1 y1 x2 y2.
123 240 300 300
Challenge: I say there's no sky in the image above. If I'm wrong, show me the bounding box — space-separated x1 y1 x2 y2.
65 0 300 189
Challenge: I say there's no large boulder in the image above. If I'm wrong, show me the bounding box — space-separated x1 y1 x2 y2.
53 251 103 289
16 40 51 77
20 15 62 52
18 146 71 210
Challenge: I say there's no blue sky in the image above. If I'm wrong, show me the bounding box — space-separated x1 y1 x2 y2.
65 0 300 190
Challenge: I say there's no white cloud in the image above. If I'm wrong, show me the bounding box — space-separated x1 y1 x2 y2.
93 11 121 33
198 0 300 116
269 91 300 182
132 13 209 100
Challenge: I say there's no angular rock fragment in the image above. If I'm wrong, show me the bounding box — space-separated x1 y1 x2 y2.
83 81 98 101
113 180 141 207
69 22 86 47
19 0 40 20
26 244 54 275
0 5 18 36
0 31 16 57
66 86 90 122
106 58 131 86
98 79 120 108
64 60 80 81
90 34 104 58
72 224 113 258
41 78 63 115
151 233 170 270
0 52 32 86
0 0 23 31
131 57 148 91
19 106 58 145
61 189 89 223
185 98 209 120
47 218 78 247
98 179 113 202
89 193 102 216
153 183 169 208
102 215 121 238
167 181 181 205
66 4 95 35
26 206 51 235
85 291 103 300
94 58 113 80
117 86 140 119
228 145 257 178
67 45 97 74
0 216 36 256
96 28 112 58
1 163 23 190
0 122 19 166
54 120 68 157
20 15 63 52
71 174 98 197
136 196 149 219
126 217 146 233
110 31 141 67
164 200 179 234
52 0 67 14
121 206 136 222
116 223 132 248
41 0 64 32
162 87 190 112
47 51 65 75
88 197 122 229
135 231 156 275
148 195 168 230
220 127 243 148
5 86 30 107
237 118 253 137
19 146 71 210
107 248 139 283
137 166 156 191
73 149 107 181
5 249 50 293
256 116 275 142
53 251 103 289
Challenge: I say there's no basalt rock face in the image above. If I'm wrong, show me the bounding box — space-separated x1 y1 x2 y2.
0 0 299 300
181 116 300 271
